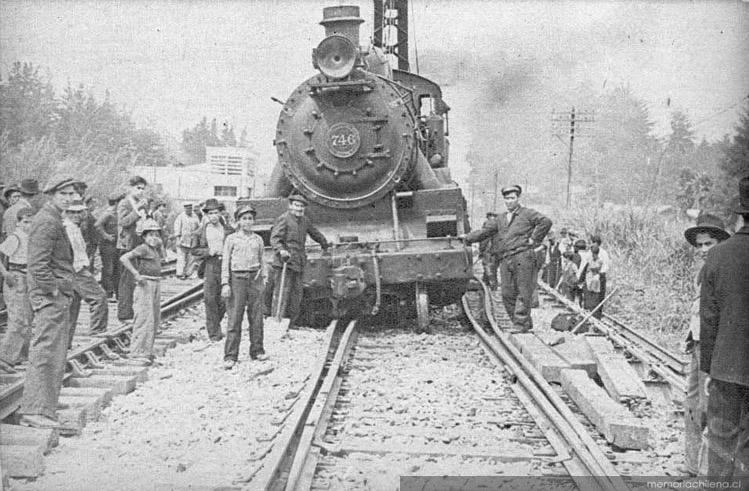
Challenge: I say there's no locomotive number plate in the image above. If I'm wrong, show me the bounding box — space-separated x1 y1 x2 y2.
326 122 361 158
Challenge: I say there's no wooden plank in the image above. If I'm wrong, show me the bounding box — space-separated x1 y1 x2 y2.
510 333 569 383
0 424 58 454
560 369 649 450
59 386 113 406
92 366 148 384
553 337 597 378
585 336 648 401
58 395 103 422
67 375 137 396
0 444 45 478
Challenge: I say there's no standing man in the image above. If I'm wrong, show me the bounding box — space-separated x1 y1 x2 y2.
578 235 611 318
461 185 552 332
2 178 39 237
479 211 499 290
96 192 123 301
700 177 749 478
269 194 329 329
18 177 82 430
680 213 730 476
193 199 233 342
80 196 99 273
173 203 200 279
152 201 168 243
117 176 149 321
64 198 109 341
221 205 267 368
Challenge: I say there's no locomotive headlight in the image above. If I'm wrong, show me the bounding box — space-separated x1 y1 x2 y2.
312 35 357 80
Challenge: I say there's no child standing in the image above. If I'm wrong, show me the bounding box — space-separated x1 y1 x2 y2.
221 205 267 370
120 219 164 364
0 207 34 373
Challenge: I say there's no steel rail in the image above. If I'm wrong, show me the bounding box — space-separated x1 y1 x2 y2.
463 278 629 491
0 280 204 420
537 281 686 393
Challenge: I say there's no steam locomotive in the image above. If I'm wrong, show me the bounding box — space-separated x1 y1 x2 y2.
246 2 472 331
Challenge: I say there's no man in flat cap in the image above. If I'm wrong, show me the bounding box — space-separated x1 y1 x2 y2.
679 213 730 476
701 176 749 478
480 211 499 290
96 192 124 301
173 203 200 280
461 184 552 332
117 176 149 321
18 177 82 430
2 178 39 238
268 194 329 329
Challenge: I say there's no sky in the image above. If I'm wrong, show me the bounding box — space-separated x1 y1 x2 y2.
1 0 748 189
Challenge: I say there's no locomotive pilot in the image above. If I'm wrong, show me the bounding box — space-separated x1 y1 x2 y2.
268 194 329 330
460 185 552 333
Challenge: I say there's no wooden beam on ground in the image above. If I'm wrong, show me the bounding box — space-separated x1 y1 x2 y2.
0 444 45 478
585 336 648 402
510 333 569 383
560 369 649 450
552 337 597 378
0 424 58 454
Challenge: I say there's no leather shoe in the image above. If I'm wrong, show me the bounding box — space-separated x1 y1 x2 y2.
251 353 269 361
223 359 235 370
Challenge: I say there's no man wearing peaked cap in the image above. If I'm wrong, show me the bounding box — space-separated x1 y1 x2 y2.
701 176 749 477
461 183 551 333
191 198 234 342
3 178 40 238
220 201 267 368
266 192 328 329
17 177 82 430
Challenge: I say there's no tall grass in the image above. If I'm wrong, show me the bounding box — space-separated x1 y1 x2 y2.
554 204 696 351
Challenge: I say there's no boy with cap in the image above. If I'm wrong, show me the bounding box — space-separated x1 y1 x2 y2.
0 207 34 373
2 178 39 238
117 176 149 321
221 205 267 369
19 177 81 430
173 203 200 279
679 213 730 476
268 194 329 329
461 185 551 332
64 198 109 342
193 198 233 342
120 219 165 364
700 176 749 478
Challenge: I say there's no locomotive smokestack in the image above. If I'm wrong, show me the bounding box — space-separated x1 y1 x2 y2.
320 5 364 46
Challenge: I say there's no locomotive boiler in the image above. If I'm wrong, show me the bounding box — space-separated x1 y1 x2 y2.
246 3 472 331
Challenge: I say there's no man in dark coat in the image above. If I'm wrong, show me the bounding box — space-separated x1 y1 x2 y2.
96 192 123 300
461 185 552 332
700 176 749 478
116 176 149 321
269 194 328 329
18 177 82 430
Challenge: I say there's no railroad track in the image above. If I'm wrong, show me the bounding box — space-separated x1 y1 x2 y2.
245 278 631 491
537 280 687 393
0 268 201 422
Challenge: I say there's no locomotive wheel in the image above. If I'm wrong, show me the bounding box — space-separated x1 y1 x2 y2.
415 282 431 334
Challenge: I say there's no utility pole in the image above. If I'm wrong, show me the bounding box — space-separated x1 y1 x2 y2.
552 107 595 207
492 169 499 212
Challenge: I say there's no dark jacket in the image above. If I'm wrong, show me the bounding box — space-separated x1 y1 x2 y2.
192 220 234 278
117 197 143 251
466 206 552 260
26 202 75 296
270 211 328 272
700 225 749 386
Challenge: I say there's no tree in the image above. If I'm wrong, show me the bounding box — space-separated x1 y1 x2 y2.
0 62 57 147
721 104 749 180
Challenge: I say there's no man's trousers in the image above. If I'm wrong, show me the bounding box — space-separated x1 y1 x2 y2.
69 270 108 347
271 266 303 329
203 256 225 341
99 240 119 297
705 378 749 478
20 291 72 420
481 253 498 290
685 344 709 475
0 271 32 365
225 273 264 361
117 249 135 321
176 246 195 277
499 249 535 330
130 278 160 358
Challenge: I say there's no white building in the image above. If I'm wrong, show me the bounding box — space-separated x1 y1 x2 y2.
131 146 256 207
